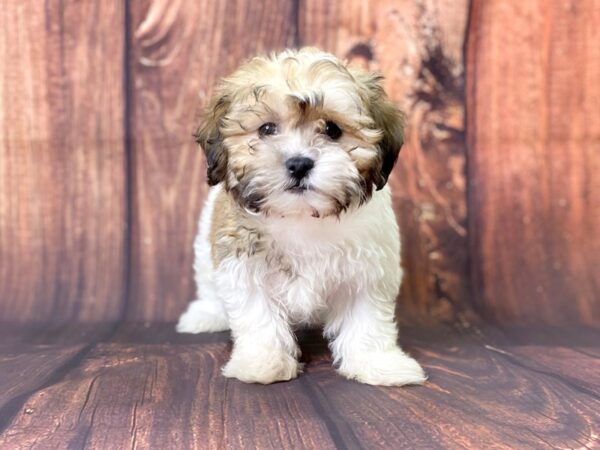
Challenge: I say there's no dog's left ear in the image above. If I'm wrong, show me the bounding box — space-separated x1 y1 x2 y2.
354 71 405 190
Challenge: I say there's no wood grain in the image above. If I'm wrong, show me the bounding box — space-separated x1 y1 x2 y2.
127 0 297 321
466 0 600 324
0 1 127 322
1 324 597 449
484 325 600 392
302 326 600 449
0 324 114 432
299 0 472 322
0 325 337 449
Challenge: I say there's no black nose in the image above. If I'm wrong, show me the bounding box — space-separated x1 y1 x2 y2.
285 156 314 180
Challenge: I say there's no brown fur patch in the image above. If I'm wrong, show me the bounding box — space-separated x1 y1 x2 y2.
209 190 265 267
350 68 406 189
194 93 231 186
196 48 405 219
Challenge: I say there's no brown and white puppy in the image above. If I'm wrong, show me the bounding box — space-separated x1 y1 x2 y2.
177 48 426 386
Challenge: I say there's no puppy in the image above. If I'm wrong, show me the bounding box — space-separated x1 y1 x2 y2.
177 48 426 386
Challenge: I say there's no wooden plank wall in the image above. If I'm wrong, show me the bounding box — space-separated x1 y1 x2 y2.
126 0 471 322
467 0 600 325
126 0 296 321
0 1 127 322
0 0 598 325
299 0 471 322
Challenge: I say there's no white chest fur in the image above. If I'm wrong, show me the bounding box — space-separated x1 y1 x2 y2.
211 186 402 326
178 183 424 387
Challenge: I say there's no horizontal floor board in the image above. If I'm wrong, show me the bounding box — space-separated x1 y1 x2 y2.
0 324 115 432
0 323 598 449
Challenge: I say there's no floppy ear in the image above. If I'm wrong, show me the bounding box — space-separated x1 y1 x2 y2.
354 72 405 190
194 92 230 186
370 95 405 190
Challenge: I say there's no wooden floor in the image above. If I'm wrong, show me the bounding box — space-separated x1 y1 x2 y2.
0 323 598 449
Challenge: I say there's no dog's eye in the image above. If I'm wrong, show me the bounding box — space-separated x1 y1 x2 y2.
324 121 342 140
258 122 278 137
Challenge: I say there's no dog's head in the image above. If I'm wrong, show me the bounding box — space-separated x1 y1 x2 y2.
195 48 404 218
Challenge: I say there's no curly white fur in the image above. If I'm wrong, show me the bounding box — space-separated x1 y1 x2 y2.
178 183 426 386
177 48 426 386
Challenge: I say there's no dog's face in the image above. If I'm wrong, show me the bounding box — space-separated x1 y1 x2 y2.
196 48 404 218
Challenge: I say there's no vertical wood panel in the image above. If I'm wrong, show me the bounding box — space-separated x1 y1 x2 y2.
0 1 126 322
128 0 296 320
467 0 600 324
299 0 471 322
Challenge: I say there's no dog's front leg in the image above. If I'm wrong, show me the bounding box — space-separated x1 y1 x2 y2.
326 286 427 386
218 269 301 384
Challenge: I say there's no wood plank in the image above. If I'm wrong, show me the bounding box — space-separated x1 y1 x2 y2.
482 325 600 391
127 0 296 321
0 325 337 449
1 324 597 448
0 1 127 322
0 324 114 432
298 0 472 322
466 0 600 324
302 326 600 449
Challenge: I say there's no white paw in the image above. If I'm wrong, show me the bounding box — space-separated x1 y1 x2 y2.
176 299 229 333
222 347 301 384
338 347 427 386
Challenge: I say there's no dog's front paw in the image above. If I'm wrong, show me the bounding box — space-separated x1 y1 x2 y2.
338 347 426 386
222 348 301 384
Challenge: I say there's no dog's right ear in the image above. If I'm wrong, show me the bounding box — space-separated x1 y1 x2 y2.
194 93 230 186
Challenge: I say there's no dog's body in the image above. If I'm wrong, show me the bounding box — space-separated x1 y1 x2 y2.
177 48 426 386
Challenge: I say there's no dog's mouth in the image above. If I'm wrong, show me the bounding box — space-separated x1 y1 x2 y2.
286 186 307 194
285 182 309 194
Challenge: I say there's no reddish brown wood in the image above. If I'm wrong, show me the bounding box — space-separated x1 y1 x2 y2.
0 324 114 432
127 0 297 321
0 1 127 322
0 325 337 449
304 325 600 449
484 325 600 392
299 0 472 322
1 4 600 446
466 0 600 324
1 324 597 448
